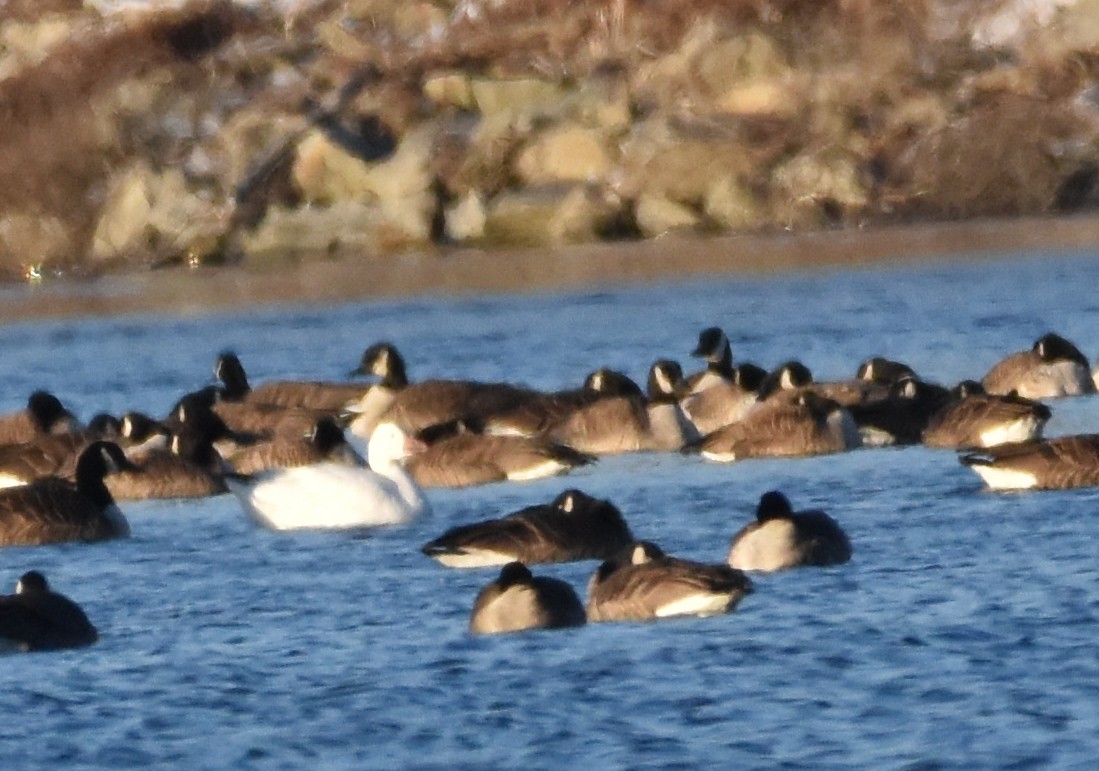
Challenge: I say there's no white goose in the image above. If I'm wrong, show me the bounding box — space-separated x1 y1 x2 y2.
225 422 429 531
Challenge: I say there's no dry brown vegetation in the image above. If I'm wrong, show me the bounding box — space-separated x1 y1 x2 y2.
0 0 1097 279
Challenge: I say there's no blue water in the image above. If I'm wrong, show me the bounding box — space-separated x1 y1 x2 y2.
2 250 1099 769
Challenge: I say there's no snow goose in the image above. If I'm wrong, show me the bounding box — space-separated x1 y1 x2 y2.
0 571 98 652
225 421 428 531
469 562 586 635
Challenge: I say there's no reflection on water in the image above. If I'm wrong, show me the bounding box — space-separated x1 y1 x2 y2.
1 248 1099 767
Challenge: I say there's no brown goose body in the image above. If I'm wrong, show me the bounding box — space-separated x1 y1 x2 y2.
923 384 1051 449
693 391 861 462
0 433 89 488
0 392 82 446
469 562 586 635
0 571 98 652
586 541 752 622
982 333 1095 399
960 435 1099 490
215 350 371 413
727 491 852 572
227 418 364 475
680 363 767 435
0 442 133 548
422 489 632 567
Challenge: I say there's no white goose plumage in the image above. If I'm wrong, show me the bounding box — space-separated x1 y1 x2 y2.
225 422 429 531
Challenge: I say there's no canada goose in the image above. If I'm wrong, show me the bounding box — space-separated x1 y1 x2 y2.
758 361 888 406
586 541 752 622
214 351 372 413
344 342 539 440
469 562 586 635
117 411 171 456
225 421 428 531
856 356 918 386
922 381 1051 449
727 491 852 572
982 332 1095 399
960 435 1099 490
226 417 364 475
846 376 952 447
421 488 633 567
690 390 861 462
400 419 594 488
0 416 129 489
0 571 98 652
105 422 229 501
0 391 83 445
680 362 767 435
543 362 699 455
0 442 133 548
685 327 735 394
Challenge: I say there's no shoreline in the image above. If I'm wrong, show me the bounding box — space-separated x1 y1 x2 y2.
3 214 1099 324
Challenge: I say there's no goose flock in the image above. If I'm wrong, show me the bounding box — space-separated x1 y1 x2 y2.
1 326 1097 648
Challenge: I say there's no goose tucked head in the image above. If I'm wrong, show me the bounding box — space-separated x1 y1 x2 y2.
497 562 535 589
15 571 48 595
647 360 686 402
756 491 794 522
1033 332 1088 366
584 368 643 399
856 357 917 386
27 390 77 433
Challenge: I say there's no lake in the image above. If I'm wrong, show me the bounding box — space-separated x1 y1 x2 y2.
2 247 1099 768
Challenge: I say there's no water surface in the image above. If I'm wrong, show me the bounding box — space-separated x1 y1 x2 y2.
2 250 1099 768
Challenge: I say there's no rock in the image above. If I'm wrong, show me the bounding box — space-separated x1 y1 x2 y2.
704 176 768 231
515 125 613 185
771 149 867 227
618 120 755 206
471 77 568 123
634 194 701 237
482 185 619 247
238 199 430 261
0 214 74 274
444 191 487 242
0 14 83 79
424 71 476 110
697 32 794 118
90 164 227 263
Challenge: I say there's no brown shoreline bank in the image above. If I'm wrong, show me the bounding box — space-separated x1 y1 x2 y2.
4 214 1099 325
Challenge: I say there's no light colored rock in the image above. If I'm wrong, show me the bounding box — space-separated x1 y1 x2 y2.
471 78 567 122
634 194 700 237
0 15 80 79
773 150 867 209
91 164 226 261
619 121 755 205
515 125 613 184
696 33 789 100
444 191 487 242
704 176 767 231
424 71 476 110
239 199 430 261
292 123 434 206
483 185 618 246
0 214 74 270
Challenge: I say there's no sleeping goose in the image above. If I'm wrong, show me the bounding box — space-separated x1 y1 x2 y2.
225 421 428 531
0 391 83 446
0 571 98 652
586 541 752 622
727 491 852 572
214 351 372 413
982 332 1095 399
0 442 133 548
226 417 365 475
922 380 1051 449
345 342 539 441
542 362 699 455
690 390 861 462
960 435 1099 490
421 489 633 567
680 362 767 435
846 376 952 447
105 419 229 501
469 562 586 635
398 418 594 489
